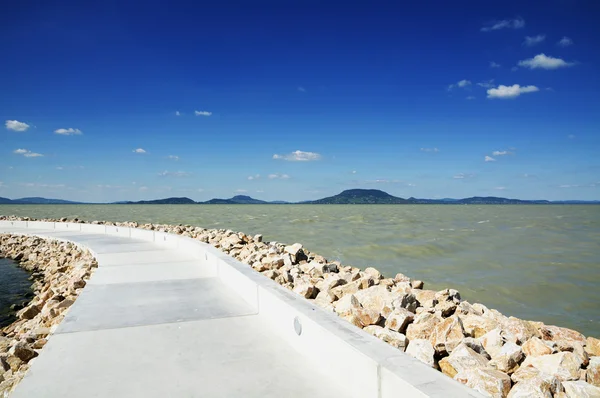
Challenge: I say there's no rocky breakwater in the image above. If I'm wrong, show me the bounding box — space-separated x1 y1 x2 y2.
0 233 97 396
2 216 600 398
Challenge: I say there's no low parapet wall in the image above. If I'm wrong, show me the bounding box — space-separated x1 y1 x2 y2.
0 220 481 398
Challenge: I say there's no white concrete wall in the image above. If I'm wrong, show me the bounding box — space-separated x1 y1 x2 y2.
0 220 483 398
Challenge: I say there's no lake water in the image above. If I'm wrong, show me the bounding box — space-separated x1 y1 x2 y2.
1 204 599 336
0 257 33 328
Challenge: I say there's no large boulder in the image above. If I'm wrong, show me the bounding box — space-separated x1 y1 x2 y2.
511 365 562 395
523 337 553 357
353 285 394 314
461 315 500 338
539 325 586 347
429 315 466 354
384 308 414 333
561 380 600 398
392 292 419 313
405 339 436 368
502 317 541 344
588 357 600 387
333 294 361 317
482 328 506 359
406 312 442 341
587 337 600 357
414 290 438 308
439 343 491 378
454 367 512 398
521 352 581 382
507 377 554 398
489 342 524 374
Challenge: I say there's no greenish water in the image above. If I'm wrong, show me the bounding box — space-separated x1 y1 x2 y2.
2 204 599 336
0 258 33 328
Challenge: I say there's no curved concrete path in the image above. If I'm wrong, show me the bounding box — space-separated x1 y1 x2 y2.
0 221 482 398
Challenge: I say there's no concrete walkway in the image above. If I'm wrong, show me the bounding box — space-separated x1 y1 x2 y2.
1 226 341 397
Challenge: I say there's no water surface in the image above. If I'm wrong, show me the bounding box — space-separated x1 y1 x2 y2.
0 257 33 328
1 204 599 336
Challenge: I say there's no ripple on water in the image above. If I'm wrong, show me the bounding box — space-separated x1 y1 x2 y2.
0 258 33 328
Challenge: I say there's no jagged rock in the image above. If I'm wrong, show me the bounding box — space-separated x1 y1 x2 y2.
462 315 499 338
482 328 506 359
588 357 600 387
523 337 553 357
507 377 554 398
331 280 361 298
439 343 491 378
384 308 414 333
455 368 511 398
435 300 457 317
435 288 461 303
489 342 524 374
18 305 40 320
411 280 424 289
462 337 490 358
586 337 600 357
502 317 541 344
353 285 393 314
521 352 581 381
540 325 586 346
333 294 361 317
292 282 317 299
8 343 37 363
368 327 406 349
363 267 382 280
414 289 438 308
405 339 436 368
392 292 419 313
456 301 484 316
393 273 411 283
406 312 442 341
562 380 600 397
429 315 466 354
354 308 382 327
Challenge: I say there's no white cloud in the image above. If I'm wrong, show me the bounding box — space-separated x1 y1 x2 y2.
518 54 575 70
54 128 82 135
5 120 30 132
420 147 440 152
448 79 471 90
364 179 403 184
487 84 539 99
466 96 476 100
453 173 475 179
494 186 507 190
248 174 260 180
158 170 190 177
485 156 497 162
13 148 43 157
352 170 357 174
175 111 181 116
195 110 212 116
268 173 290 180
492 150 513 156
557 37 573 47
523 34 546 47
236 189 248 193
139 186 148 191
273 150 321 161
490 61 501 68
481 17 525 32
167 155 180 161
298 86 306 92
21 183 66 189
56 166 64 170
133 148 147 154
477 79 495 88
568 134 576 139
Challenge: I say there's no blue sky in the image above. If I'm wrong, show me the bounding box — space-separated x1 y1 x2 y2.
1 0 599 202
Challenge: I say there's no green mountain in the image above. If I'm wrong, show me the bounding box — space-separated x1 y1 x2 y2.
123 197 196 204
307 189 410 204
202 195 269 204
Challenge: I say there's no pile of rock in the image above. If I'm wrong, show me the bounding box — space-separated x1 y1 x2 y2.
0 234 97 395
1 216 599 397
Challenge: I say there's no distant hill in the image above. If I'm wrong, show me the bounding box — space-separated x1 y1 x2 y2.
201 195 283 204
307 189 410 204
0 197 85 204
123 197 196 205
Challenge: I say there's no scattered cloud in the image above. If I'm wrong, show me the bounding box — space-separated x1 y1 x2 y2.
13 148 43 158
351 170 357 174
236 189 248 193
557 37 573 47
494 186 507 190
56 166 64 170
96 184 122 189
248 174 261 180
54 128 82 135
273 150 321 161
517 54 575 70
195 110 212 116
568 134 576 139
558 182 600 189
485 156 497 162
175 111 181 116
492 150 513 156
5 120 30 132
133 148 147 154
139 186 148 191
481 17 525 32
167 155 180 161
490 61 501 68
364 179 404 184
523 34 546 47
268 173 290 180
487 84 539 99
453 173 475 179
477 79 495 89
158 170 190 177
298 86 306 92
448 79 471 90
466 96 476 100
420 147 440 152
20 183 66 189
256 190 264 193
522 173 537 178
